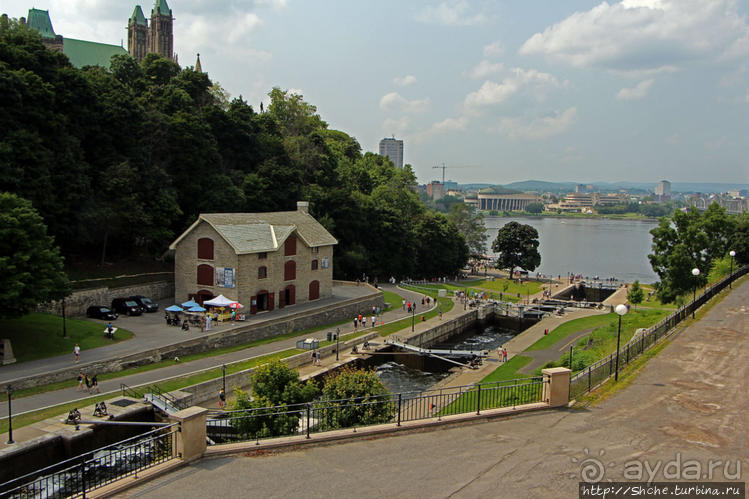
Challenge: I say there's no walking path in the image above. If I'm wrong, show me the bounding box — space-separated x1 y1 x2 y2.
0 284 430 422
518 327 595 373
122 280 749 499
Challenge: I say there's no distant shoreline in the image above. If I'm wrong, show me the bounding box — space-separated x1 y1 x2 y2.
479 211 661 223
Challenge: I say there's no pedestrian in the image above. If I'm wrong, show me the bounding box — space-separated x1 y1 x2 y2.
499 348 503 362
76 372 84 391
362 316 367 328
92 374 99 394
371 315 375 328
353 317 358 330
439 308 443 320
315 351 321 365
73 344 81 363
421 297 425 306
218 388 226 409
402 299 406 310
85 374 92 393
106 322 114 339
503 347 508 362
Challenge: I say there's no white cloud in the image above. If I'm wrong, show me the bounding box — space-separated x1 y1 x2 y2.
483 40 505 57
464 68 562 109
520 0 749 73
393 75 417 87
466 60 504 79
379 92 431 113
382 117 411 136
415 1 487 26
494 108 578 140
616 79 654 100
432 116 469 132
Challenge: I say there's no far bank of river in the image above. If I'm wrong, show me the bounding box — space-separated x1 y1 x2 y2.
484 215 659 284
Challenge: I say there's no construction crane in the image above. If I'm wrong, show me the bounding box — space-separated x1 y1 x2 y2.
432 163 478 184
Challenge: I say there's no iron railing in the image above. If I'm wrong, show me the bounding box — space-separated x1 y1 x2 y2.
570 265 748 399
206 377 546 444
0 424 179 498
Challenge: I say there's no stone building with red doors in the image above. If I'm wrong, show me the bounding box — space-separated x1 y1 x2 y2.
168 202 337 314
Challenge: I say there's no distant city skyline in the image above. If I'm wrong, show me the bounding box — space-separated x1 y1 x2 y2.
3 0 749 185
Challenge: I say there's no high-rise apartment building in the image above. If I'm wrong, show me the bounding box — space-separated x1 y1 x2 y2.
379 137 404 168
655 180 671 198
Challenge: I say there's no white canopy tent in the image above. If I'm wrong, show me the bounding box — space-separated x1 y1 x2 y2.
203 294 234 307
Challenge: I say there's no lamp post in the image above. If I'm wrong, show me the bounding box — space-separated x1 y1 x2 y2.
411 306 415 332
729 250 736 289
335 327 340 361
221 364 226 393
464 288 467 311
7 385 13 444
614 304 628 382
691 267 700 319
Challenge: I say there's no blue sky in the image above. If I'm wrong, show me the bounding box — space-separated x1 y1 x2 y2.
4 0 749 185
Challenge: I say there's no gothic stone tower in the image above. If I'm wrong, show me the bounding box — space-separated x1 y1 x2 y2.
149 0 174 60
127 5 148 62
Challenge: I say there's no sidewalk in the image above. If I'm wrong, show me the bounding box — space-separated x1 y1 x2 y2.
0 285 428 421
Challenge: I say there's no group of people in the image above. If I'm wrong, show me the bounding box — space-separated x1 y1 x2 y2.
76 371 100 393
353 313 377 330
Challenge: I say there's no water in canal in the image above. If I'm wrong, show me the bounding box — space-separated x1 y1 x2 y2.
375 322 518 394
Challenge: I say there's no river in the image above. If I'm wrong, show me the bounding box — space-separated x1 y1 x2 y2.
483 216 659 283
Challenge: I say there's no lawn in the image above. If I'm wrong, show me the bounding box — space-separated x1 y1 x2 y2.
3 313 134 363
380 289 402 311
525 313 617 351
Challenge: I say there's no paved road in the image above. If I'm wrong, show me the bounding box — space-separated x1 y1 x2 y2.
0 284 429 420
122 280 749 498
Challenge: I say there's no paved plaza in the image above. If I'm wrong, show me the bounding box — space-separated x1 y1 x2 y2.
122 280 749 498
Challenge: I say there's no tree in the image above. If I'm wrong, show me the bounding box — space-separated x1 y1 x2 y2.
627 280 644 307
491 222 541 278
316 367 395 431
447 203 488 258
0 193 70 318
229 360 318 439
525 202 544 214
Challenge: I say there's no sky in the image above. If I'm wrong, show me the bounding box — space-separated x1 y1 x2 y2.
4 0 749 186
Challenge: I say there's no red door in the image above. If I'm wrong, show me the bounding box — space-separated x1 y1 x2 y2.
279 290 285 308
269 292 275 311
250 295 257 314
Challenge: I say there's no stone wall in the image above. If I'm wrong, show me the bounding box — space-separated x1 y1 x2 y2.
36 281 175 317
8 290 383 391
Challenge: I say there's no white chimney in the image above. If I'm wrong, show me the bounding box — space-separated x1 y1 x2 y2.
297 201 309 214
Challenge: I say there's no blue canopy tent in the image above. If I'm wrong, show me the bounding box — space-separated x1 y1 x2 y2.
181 300 200 308
165 305 184 312
188 305 206 312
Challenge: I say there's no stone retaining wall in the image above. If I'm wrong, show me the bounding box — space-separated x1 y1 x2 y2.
36 281 176 317
7 291 383 392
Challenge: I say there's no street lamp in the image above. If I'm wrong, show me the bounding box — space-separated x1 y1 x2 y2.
335 327 340 361
464 288 467 311
221 364 226 393
614 304 628 382
691 268 700 319
729 251 736 289
411 306 415 332
7 385 13 444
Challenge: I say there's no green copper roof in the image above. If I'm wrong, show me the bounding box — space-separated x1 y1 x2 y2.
62 38 128 68
130 5 147 25
27 8 56 39
153 0 172 16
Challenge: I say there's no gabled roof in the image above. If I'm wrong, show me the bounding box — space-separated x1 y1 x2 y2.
27 9 56 39
130 5 147 25
169 210 338 255
62 38 128 68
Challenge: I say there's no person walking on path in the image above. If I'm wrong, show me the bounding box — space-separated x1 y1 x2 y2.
353 317 358 330
499 348 504 363
84 374 92 394
362 316 367 328
218 388 226 409
91 374 99 394
73 344 81 363
502 347 508 363
76 372 84 391
371 315 376 328
402 299 406 311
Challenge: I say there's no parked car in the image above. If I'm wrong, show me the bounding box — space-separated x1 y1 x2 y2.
86 306 118 320
111 298 143 316
128 295 159 313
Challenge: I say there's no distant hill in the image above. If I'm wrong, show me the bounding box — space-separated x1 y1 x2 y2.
469 180 749 194
502 180 578 193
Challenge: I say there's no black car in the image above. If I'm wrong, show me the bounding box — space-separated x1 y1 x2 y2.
86 306 118 320
111 298 143 316
129 295 159 313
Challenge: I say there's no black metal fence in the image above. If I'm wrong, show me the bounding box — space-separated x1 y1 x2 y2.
0 424 179 498
206 378 546 444
570 265 747 399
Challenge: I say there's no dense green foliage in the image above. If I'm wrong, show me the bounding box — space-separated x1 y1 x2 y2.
627 280 644 306
649 204 745 302
446 203 488 258
524 202 544 214
316 367 395 430
596 202 674 217
0 17 468 279
230 360 318 438
491 222 541 277
0 193 70 317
